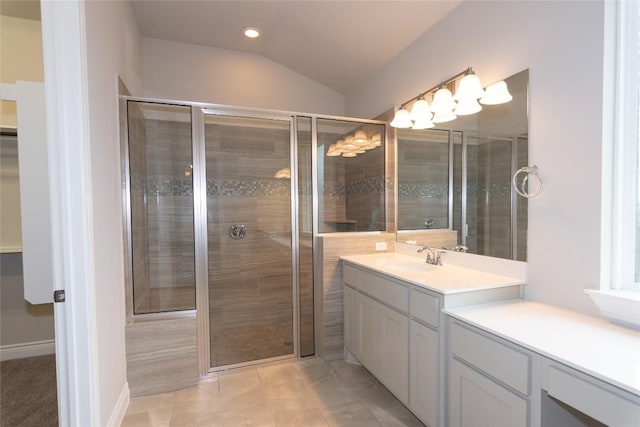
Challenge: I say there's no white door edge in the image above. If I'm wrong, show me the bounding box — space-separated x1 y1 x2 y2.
41 1 101 425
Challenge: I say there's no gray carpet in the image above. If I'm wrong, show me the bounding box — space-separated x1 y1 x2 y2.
0 354 58 427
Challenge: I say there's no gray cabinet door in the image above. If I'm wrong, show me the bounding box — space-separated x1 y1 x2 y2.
449 358 528 427
378 302 409 404
356 294 379 373
410 320 438 426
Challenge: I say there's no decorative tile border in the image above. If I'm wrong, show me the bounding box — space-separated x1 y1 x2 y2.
346 176 386 196
206 178 290 197
399 183 448 198
146 178 194 196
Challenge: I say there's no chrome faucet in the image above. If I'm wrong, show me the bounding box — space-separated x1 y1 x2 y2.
417 246 444 265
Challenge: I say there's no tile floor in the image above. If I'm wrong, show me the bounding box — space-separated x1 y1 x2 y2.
121 357 425 427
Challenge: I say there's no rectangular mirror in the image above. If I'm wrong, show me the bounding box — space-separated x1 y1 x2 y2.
396 69 529 261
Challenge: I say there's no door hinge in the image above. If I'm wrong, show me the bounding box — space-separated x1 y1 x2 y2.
53 290 66 303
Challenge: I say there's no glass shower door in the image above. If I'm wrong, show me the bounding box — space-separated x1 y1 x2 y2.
203 114 294 369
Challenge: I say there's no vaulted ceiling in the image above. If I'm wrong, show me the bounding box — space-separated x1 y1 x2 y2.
130 1 461 93
1 0 462 93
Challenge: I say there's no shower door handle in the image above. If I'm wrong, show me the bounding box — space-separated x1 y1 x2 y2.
229 224 246 240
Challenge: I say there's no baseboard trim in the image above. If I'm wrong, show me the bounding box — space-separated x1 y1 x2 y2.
107 382 129 427
0 339 55 361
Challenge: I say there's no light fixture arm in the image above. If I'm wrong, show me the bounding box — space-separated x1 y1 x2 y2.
398 68 472 109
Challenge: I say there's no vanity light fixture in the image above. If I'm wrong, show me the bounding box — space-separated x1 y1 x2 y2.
326 130 383 158
453 97 482 116
352 130 370 146
390 67 513 129
274 167 290 179
453 68 485 101
243 26 261 38
327 144 341 156
389 106 413 128
409 95 435 129
480 80 513 105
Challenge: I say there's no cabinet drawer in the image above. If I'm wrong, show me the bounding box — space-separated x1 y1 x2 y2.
343 264 356 286
410 288 440 328
357 268 409 313
543 360 640 426
450 322 530 395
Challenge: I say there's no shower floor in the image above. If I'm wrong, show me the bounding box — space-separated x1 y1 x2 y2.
134 286 196 314
210 323 293 368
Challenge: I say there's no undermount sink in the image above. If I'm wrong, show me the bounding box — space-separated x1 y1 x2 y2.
382 261 433 272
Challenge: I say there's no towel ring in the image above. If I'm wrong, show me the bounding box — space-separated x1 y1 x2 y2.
513 165 543 198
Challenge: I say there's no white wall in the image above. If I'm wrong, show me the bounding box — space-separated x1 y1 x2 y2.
142 38 346 116
346 0 604 316
83 0 142 424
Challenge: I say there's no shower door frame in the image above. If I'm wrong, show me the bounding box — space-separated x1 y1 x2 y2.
195 106 301 375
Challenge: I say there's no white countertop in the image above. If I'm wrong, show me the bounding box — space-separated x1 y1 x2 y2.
445 300 640 396
340 252 525 295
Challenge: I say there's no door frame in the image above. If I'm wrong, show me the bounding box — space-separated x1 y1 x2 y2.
41 1 101 425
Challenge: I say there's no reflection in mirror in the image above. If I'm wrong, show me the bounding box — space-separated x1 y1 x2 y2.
396 69 529 261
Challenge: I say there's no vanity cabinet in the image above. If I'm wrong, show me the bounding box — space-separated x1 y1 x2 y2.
448 320 532 427
343 263 441 420
342 257 523 427
446 310 640 427
346 265 410 404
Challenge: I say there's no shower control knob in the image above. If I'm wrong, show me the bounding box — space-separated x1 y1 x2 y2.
229 224 246 240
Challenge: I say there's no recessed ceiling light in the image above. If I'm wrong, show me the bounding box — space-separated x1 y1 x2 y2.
243 27 261 39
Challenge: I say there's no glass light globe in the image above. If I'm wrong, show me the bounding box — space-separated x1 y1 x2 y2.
390 107 413 128
409 98 431 121
430 88 456 114
412 116 435 129
432 110 457 123
454 98 482 116
480 81 513 105
454 72 484 100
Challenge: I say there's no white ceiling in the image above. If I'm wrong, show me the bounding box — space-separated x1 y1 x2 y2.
130 0 462 93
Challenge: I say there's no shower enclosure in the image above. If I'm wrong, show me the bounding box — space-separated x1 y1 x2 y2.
123 99 385 375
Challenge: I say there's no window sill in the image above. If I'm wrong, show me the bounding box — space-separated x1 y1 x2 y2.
584 289 640 330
